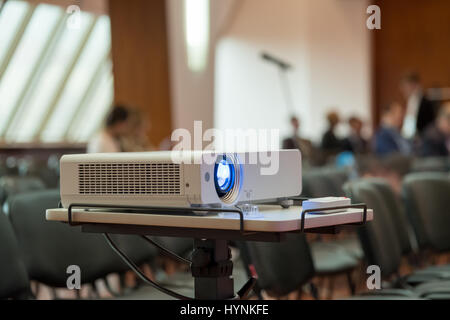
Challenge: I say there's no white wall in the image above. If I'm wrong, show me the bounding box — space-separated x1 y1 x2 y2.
215 0 371 143
308 0 372 140
166 0 237 138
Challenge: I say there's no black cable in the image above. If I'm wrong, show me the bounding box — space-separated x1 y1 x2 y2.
103 233 193 300
140 235 191 265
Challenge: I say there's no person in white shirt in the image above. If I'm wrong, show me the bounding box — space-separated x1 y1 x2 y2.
87 105 130 153
400 72 436 139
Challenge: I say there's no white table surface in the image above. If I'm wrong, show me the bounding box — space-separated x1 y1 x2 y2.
46 205 373 233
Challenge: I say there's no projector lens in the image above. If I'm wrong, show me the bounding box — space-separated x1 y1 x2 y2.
216 159 233 192
214 154 241 204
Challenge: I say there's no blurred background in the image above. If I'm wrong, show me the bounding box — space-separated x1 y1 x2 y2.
0 0 450 300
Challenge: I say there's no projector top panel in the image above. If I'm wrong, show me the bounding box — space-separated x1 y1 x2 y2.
60 150 300 163
61 151 195 163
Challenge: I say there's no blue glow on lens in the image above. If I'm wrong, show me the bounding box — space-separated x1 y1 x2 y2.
216 159 232 191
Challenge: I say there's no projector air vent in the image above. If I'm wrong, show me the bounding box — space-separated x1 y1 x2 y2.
78 163 181 195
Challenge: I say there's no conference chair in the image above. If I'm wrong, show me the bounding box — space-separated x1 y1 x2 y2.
320 167 364 260
321 167 350 197
301 169 335 198
344 180 450 299
302 169 362 295
8 189 161 298
0 207 32 299
364 178 416 255
344 181 402 280
244 234 316 298
402 172 450 254
411 157 450 173
357 178 450 281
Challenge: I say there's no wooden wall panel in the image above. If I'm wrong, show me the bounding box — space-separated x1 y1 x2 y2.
109 0 172 146
373 0 450 127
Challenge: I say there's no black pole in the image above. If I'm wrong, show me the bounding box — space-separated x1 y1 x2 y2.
261 51 295 113
278 68 295 113
191 239 235 299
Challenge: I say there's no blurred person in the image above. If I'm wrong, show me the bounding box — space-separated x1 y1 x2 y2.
419 102 450 157
321 111 344 153
121 109 156 152
87 105 130 153
282 115 314 164
343 116 368 154
374 102 411 157
159 136 175 151
400 72 436 138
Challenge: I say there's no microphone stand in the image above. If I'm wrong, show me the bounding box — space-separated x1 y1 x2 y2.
261 52 295 113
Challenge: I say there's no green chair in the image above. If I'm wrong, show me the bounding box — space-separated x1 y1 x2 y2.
244 234 316 298
0 208 31 299
8 189 161 298
344 179 450 299
402 172 450 253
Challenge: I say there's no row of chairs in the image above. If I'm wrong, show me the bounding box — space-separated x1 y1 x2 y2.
239 172 450 299
345 173 450 299
0 166 356 300
1 166 448 299
237 167 360 299
0 189 193 299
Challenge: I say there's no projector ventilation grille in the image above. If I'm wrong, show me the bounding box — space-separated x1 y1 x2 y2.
78 163 181 195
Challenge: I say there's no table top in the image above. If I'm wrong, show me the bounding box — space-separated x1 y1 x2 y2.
46 205 373 233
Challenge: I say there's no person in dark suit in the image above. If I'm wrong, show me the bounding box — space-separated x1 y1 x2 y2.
374 102 411 157
282 116 314 164
321 111 344 153
400 72 436 138
343 116 368 154
419 102 450 157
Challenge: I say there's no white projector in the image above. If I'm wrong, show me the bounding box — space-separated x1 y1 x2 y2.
59 150 302 208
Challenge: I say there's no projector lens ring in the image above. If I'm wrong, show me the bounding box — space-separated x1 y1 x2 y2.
214 154 241 205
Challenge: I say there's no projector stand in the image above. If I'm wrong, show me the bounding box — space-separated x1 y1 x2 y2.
64 202 367 300
191 239 235 299
192 239 257 300
67 203 258 300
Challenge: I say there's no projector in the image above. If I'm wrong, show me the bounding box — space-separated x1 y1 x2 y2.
59 150 302 208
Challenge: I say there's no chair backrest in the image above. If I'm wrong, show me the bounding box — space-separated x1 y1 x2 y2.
0 209 31 299
411 157 450 173
244 234 315 297
402 172 450 252
302 168 349 198
8 189 134 287
302 170 335 198
365 178 415 255
322 167 350 196
344 180 402 278
0 175 46 206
